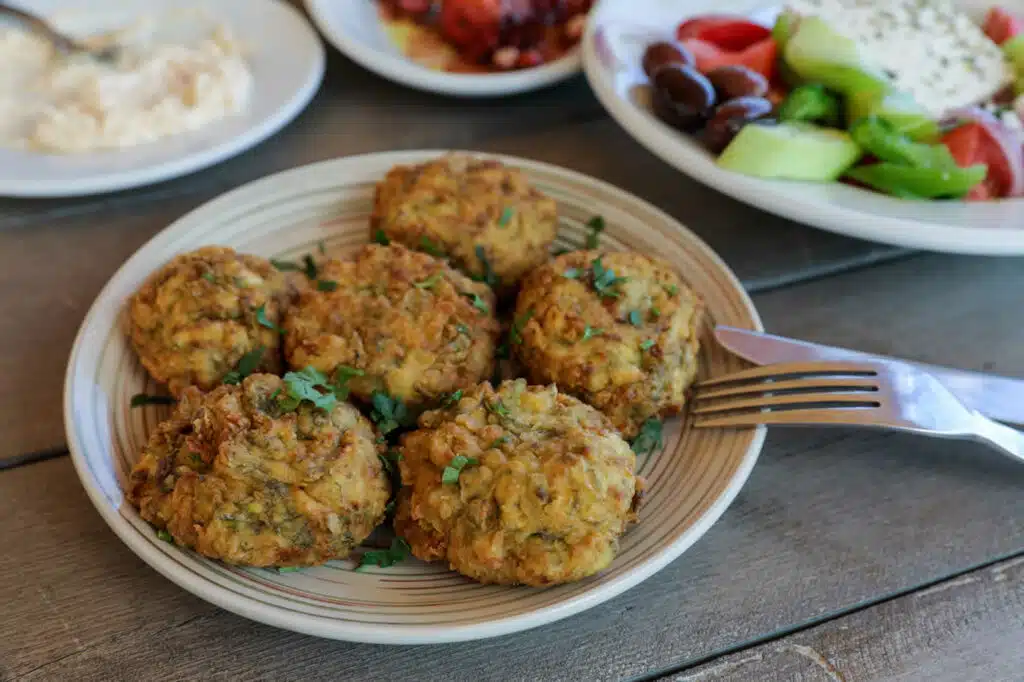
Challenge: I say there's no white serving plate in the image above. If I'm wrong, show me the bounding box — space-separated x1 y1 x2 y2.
304 0 581 97
64 150 765 644
582 0 1024 255
0 0 324 197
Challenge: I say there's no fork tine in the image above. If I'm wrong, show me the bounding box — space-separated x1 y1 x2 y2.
693 377 879 401
691 392 881 415
693 407 881 429
697 362 877 387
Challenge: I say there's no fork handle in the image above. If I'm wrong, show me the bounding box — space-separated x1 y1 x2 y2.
970 412 1024 464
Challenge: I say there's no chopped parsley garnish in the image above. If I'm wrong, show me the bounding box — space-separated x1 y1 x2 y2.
563 268 581 279
497 206 514 227
373 229 391 245
420 236 445 258
665 284 679 296
317 280 338 292
331 365 364 401
585 215 606 249
473 246 500 288
591 257 627 299
255 304 277 331
628 310 643 326
489 435 510 448
486 399 511 418
156 529 174 543
640 339 655 351
510 309 534 345
130 394 175 408
414 272 443 290
461 291 490 315
302 254 318 280
223 346 265 385
277 566 302 574
370 391 409 435
271 258 302 272
201 272 216 283
278 366 338 412
631 418 664 457
455 323 470 335
317 240 327 255
650 307 661 319
379 450 403 475
581 326 603 342
443 389 463 406
357 537 410 571
442 454 479 485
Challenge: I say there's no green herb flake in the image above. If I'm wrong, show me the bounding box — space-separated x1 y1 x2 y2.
318 240 327 255
302 254 318 280
650 307 661 319
130 394 175 408
357 537 411 571
563 268 581 279
665 284 679 296
473 245 500 288
585 215 606 249
489 435 510 448
628 310 643 327
631 418 664 457
486 399 511 418
414 272 443 290
497 206 515 227
271 258 301 272
455 323 471 335
461 291 490 315
278 366 338 412
443 389 463 406
277 566 302 574
640 339 655 351
223 346 266 385
201 272 216 283
156 529 174 543
384 499 396 515
373 229 391 245
317 280 339 292
370 391 409 435
331 365 364 401
256 304 277 331
420 236 445 258
581 326 603 342
189 452 203 465
591 257 627 299
379 450 403 475
510 309 534 345
441 454 479 485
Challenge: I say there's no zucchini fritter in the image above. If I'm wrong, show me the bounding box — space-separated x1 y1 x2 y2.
127 374 390 567
513 250 704 438
394 379 643 586
283 244 500 408
129 246 289 397
371 154 558 293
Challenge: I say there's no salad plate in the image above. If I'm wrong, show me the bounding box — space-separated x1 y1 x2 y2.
304 0 584 97
64 150 765 644
583 0 1024 255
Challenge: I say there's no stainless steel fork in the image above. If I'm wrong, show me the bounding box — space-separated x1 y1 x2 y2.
691 360 1024 464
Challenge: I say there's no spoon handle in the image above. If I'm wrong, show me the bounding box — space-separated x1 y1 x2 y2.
0 3 83 53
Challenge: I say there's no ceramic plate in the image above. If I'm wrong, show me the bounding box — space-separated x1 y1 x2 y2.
64 151 765 644
304 0 581 97
0 0 324 198
582 0 1024 255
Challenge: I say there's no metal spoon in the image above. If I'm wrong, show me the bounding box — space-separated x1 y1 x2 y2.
0 3 119 61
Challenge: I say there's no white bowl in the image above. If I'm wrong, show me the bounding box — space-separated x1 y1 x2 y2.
582 0 1024 255
304 0 582 97
64 151 765 644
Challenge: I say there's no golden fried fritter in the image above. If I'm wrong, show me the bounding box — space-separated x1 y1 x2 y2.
127 374 390 567
283 243 501 409
129 246 289 397
394 379 643 586
371 154 559 293
513 250 704 438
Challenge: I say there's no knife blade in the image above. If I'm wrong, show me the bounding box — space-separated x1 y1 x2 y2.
714 325 1024 427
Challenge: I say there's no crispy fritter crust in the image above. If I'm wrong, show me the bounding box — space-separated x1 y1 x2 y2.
394 379 643 586
513 250 704 438
283 244 500 408
126 374 390 567
129 246 289 397
371 154 559 293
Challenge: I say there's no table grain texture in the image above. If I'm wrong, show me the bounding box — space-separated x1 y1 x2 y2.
2 4 1022 680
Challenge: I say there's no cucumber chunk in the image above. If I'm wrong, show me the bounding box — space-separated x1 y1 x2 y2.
717 122 863 181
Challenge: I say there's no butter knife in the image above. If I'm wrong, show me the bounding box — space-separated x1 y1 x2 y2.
714 325 1024 427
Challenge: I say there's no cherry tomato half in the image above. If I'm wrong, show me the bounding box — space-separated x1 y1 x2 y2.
681 37 777 81
941 122 1014 200
982 6 1023 45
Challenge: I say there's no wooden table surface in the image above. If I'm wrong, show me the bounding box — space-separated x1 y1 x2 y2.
3 15 1023 682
